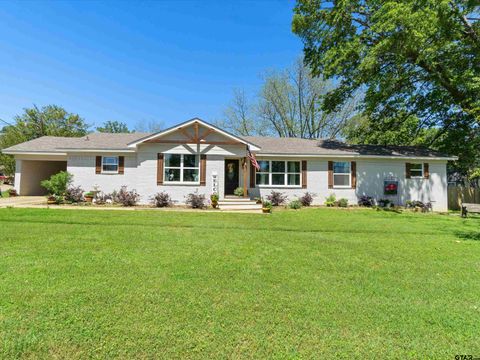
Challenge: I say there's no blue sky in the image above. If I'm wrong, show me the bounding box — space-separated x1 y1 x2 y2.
0 0 302 130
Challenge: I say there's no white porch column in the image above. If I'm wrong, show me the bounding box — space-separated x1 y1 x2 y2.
14 159 22 195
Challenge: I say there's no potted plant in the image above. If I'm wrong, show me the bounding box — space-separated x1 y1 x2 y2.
84 191 94 203
210 193 219 209
262 200 272 214
8 189 17 197
47 195 57 205
233 187 244 197
254 197 262 204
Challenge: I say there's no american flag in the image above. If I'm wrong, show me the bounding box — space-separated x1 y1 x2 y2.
247 146 260 171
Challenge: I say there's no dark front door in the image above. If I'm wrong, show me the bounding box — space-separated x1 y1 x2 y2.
224 159 239 195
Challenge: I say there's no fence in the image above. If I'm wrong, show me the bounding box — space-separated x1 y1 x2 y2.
448 186 480 210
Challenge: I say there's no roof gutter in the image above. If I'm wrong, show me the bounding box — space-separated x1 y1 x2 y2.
256 153 458 161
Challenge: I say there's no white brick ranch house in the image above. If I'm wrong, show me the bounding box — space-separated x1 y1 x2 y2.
3 118 456 211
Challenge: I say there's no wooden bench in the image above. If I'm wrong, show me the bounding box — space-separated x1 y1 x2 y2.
461 203 480 218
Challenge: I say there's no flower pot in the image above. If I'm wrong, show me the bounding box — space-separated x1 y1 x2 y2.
211 201 218 209
85 196 94 203
262 208 271 214
8 189 17 197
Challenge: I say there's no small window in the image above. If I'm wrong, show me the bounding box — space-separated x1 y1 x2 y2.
333 161 351 188
164 154 199 183
102 156 119 173
410 163 423 178
255 160 301 187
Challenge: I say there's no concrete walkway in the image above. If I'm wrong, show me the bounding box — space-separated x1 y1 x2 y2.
0 196 46 208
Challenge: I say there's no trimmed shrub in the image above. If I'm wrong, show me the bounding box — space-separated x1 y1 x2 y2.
267 191 287 206
289 199 302 210
325 193 336 207
233 187 244 197
358 195 374 207
115 186 140 206
65 186 84 203
41 171 73 196
337 198 349 207
151 192 172 208
185 192 207 209
299 192 314 206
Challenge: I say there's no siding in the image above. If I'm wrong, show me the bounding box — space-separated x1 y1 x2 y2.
67 151 448 211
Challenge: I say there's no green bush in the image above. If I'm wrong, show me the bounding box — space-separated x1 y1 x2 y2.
325 193 336 207
41 171 73 196
337 198 349 207
233 187 244 197
289 200 302 210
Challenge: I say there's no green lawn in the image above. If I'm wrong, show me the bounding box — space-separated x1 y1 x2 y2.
1 208 479 358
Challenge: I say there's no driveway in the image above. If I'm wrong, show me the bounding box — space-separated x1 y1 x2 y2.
0 196 46 208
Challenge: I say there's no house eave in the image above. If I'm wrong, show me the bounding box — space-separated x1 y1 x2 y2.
1 150 68 156
256 153 458 161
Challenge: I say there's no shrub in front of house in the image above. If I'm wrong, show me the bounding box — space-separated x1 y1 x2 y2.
325 194 336 207
185 192 207 209
41 171 73 196
299 192 314 206
115 186 140 206
267 191 287 206
289 199 302 210
233 187 244 197
151 192 172 208
65 186 84 203
358 195 374 207
337 198 349 207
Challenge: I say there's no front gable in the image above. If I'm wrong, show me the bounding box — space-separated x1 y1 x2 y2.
128 118 261 151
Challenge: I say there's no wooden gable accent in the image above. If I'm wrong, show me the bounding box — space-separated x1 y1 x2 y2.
143 121 244 145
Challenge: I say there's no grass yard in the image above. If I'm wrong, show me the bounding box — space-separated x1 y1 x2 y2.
1 208 479 358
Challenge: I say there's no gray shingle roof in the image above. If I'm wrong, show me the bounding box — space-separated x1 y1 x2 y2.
243 136 453 158
2 133 454 159
3 133 150 152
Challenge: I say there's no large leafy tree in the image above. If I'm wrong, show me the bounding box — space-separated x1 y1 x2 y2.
292 0 480 177
0 105 88 175
96 120 131 133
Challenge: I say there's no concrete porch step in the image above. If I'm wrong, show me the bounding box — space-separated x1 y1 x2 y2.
218 201 259 206
221 197 255 202
219 204 263 211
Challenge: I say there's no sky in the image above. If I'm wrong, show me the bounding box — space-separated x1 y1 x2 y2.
0 0 302 130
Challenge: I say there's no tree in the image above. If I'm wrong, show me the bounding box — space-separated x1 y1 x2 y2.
0 105 88 175
292 0 480 177
134 119 164 133
219 59 360 139
96 121 131 133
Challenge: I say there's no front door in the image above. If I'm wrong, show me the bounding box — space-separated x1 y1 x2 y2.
224 159 239 195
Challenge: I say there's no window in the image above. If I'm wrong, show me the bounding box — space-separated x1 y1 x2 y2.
164 154 199 183
255 160 301 186
410 163 423 178
102 156 119 173
333 161 351 188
